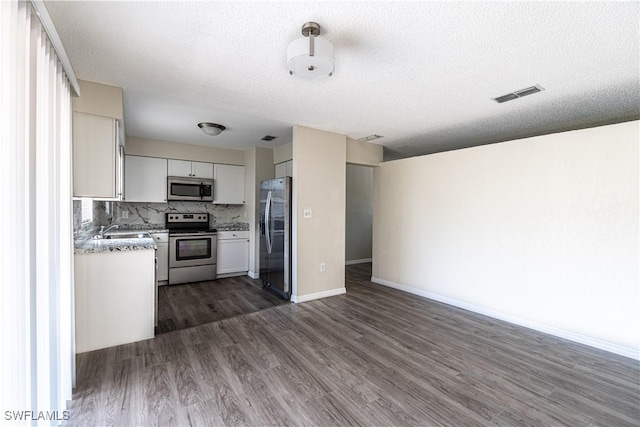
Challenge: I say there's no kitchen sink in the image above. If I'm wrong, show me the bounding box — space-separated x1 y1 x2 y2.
103 232 151 240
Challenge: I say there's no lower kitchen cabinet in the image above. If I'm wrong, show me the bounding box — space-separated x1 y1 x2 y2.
151 232 169 283
217 230 249 277
74 249 155 353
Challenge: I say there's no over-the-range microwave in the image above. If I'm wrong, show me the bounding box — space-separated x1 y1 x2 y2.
167 176 214 201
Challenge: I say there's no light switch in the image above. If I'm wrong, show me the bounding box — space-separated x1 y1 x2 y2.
303 209 312 219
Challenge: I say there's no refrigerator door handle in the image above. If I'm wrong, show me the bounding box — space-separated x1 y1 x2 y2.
265 190 272 254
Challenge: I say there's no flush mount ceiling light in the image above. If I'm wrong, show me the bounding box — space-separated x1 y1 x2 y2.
287 22 334 78
198 122 225 136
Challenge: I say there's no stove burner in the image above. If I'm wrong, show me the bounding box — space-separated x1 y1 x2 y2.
166 212 211 233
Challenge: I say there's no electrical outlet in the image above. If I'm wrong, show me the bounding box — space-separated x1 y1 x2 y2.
122 211 128 219
304 209 312 219
320 262 326 272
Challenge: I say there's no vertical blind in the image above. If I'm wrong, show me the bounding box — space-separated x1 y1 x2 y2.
0 1 74 424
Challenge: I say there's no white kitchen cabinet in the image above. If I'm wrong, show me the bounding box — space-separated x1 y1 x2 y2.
217 231 250 276
168 159 213 179
124 155 168 203
73 112 124 199
275 162 286 178
151 232 169 283
275 160 293 178
213 164 245 204
74 249 155 353
192 161 214 179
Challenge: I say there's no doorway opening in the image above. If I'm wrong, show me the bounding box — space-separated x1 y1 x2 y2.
345 163 374 286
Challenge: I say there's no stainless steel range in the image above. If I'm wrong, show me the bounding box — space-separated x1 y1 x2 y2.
167 213 217 285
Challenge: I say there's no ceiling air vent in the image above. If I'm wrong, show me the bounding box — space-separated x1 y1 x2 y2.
260 135 277 141
358 134 384 142
492 85 544 103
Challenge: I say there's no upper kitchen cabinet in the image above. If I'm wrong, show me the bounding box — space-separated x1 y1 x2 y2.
275 160 293 178
72 80 125 200
73 112 124 199
124 155 168 203
213 164 245 204
168 159 214 179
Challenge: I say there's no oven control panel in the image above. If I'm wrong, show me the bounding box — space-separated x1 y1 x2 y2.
166 213 209 223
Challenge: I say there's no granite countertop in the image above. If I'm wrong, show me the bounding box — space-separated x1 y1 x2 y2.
117 224 169 234
74 222 248 253
213 222 250 232
74 227 159 254
75 236 157 254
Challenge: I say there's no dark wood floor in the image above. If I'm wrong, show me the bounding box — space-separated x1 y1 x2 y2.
68 263 640 426
156 275 289 334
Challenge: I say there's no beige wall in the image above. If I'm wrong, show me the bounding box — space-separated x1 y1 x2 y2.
244 147 274 276
292 126 347 300
273 142 293 164
346 138 383 166
126 136 244 165
72 79 123 120
346 164 373 263
373 121 639 357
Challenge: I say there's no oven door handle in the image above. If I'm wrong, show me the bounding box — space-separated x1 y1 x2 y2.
265 190 272 254
169 233 217 238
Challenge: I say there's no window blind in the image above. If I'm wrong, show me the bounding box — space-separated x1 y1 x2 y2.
0 1 75 424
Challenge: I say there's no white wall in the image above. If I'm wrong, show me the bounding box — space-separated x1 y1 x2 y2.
126 136 245 165
346 164 373 263
346 138 383 166
73 79 123 120
292 126 347 301
273 142 292 164
373 121 639 358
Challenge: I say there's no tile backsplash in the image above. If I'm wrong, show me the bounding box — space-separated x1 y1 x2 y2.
73 199 246 237
103 201 245 228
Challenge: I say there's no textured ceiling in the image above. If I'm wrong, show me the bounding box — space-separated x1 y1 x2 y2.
45 1 639 159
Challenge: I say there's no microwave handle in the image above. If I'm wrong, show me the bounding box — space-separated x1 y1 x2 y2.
200 183 205 199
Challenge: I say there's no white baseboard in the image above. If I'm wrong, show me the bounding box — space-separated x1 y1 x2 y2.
292 287 346 304
248 271 259 279
345 258 373 266
371 276 639 361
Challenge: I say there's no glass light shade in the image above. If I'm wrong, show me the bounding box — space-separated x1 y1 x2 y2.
198 122 225 136
287 36 334 78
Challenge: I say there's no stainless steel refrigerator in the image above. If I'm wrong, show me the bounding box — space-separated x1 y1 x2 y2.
259 177 292 299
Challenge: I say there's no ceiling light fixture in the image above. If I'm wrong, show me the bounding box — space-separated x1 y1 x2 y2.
198 122 225 136
287 22 334 78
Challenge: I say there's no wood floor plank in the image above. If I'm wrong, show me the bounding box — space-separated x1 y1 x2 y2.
66 264 640 426
156 275 289 334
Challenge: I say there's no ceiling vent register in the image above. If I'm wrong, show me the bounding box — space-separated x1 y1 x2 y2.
358 134 384 142
260 135 277 141
492 85 545 103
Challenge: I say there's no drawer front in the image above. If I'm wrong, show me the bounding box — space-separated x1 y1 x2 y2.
217 230 250 240
150 232 169 243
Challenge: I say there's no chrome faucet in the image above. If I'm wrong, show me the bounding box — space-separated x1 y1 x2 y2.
98 224 119 238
